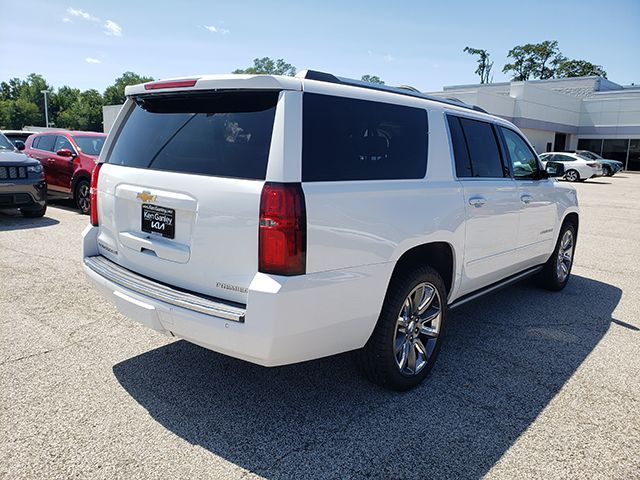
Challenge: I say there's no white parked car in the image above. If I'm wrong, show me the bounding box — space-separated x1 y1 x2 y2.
539 152 603 182
82 71 579 391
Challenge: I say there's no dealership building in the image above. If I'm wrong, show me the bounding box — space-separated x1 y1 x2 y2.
429 76 640 171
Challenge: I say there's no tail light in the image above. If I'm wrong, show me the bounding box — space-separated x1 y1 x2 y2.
586 163 599 168
90 163 102 226
259 182 306 276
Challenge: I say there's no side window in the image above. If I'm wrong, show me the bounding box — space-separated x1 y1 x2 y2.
302 93 428 181
37 135 56 152
447 116 472 177
500 127 540 179
556 154 574 162
447 115 506 178
54 136 74 153
32 136 41 149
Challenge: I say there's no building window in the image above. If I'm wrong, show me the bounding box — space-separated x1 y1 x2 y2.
577 139 603 155
629 139 640 172
602 139 629 163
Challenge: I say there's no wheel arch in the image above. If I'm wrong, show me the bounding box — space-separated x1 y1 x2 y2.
71 171 91 196
388 242 456 297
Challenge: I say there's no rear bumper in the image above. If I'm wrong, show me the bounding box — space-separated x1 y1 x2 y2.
0 180 47 209
82 226 392 366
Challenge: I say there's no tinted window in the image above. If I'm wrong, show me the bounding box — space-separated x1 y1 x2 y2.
37 135 56 152
447 116 472 177
108 92 279 180
54 136 74 152
458 118 505 178
32 136 41 149
577 139 603 155
554 154 575 162
302 93 428 181
0 134 14 150
500 127 540 179
74 136 105 156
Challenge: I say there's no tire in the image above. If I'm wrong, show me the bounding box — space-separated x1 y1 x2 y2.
74 179 91 214
603 165 612 177
356 266 447 391
536 221 576 291
564 169 580 182
20 204 47 218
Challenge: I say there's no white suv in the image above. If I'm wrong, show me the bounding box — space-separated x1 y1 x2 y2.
82 71 579 391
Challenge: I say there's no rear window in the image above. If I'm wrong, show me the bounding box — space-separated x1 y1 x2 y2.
74 136 105 156
107 91 279 180
302 93 428 181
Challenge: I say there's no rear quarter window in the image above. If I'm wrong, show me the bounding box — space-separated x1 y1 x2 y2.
302 93 428 181
107 91 279 180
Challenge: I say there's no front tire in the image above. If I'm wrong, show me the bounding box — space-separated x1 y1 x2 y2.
537 221 576 291
20 204 47 218
564 169 580 182
602 165 612 177
74 179 91 214
357 266 447 391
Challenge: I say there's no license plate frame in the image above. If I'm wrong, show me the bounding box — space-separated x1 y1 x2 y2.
141 203 175 239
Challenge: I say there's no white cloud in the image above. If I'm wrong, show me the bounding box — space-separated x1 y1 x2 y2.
67 7 98 22
203 25 230 35
383 54 395 62
104 20 122 37
62 17 72 23
85 57 101 64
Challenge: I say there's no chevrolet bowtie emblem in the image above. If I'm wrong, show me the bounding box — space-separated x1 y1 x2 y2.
136 191 156 203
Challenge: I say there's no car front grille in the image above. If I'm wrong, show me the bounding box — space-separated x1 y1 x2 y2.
0 166 28 180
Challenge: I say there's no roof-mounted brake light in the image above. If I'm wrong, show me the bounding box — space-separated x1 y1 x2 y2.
144 79 198 90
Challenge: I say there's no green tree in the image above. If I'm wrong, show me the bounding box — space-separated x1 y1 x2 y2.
503 41 567 81
361 75 385 85
463 47 493 84
103 72 154 105
57 89 104 131
233 57 296 76
555 60 607 78
0 98 41 129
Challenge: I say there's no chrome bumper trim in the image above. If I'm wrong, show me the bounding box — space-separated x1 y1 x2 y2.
84 255 246 322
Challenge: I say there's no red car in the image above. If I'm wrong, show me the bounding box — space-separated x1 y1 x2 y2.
24 131 106 213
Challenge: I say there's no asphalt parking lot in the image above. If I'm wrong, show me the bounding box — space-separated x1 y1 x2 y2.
1 176 639 480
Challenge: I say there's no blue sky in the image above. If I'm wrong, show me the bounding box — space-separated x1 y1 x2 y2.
1 0 639 93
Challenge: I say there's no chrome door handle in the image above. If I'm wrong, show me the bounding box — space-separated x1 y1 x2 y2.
521 194 533 204
468 196 486 207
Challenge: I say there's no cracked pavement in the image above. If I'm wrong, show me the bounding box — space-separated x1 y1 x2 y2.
1 176 639 479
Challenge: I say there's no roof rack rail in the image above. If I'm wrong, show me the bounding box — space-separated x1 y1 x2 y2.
299 70 487 113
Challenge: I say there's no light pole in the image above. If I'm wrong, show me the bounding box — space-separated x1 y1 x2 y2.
41 90 51 128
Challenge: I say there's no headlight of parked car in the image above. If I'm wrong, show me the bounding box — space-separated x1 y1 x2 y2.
27 164 43 174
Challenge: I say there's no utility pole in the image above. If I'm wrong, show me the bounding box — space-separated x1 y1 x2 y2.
41 90 51 128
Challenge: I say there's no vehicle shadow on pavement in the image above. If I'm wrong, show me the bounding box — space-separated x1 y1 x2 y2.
0 211 59 231
113 275 621 479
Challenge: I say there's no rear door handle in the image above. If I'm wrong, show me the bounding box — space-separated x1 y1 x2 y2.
468 196 486 207
521 194 533 204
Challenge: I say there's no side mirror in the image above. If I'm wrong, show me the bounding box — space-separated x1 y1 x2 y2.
15 140 25 151
545 161 565 177
56 148 75 158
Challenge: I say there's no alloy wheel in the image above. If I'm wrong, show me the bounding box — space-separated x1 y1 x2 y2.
77 183 90 213
393 282 442 376
556 229 574 282
565 170 578 182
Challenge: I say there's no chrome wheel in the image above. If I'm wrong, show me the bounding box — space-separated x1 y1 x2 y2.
565 170 579 182
556 229 574 282
77 182 90 213
393 282 442 376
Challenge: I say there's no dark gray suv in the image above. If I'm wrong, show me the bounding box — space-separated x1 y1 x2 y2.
0 133 47 217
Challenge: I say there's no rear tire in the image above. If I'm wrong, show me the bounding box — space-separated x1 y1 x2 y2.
74 179 91 214
565 169 580 182
356 266 447 391
20 204 46 218
537 221 576 291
